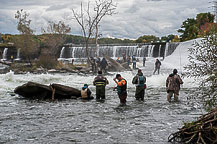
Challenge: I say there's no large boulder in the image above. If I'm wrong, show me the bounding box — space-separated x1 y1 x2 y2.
103 55 126 72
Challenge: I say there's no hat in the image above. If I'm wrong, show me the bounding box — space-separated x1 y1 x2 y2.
84 84 88 87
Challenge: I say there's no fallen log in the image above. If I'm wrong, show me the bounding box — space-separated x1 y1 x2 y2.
168 107 217 144
14 82 81 100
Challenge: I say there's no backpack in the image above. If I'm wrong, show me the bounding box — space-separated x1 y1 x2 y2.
137 76 145 87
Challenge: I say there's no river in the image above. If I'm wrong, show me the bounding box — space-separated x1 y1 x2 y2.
0 58 204 144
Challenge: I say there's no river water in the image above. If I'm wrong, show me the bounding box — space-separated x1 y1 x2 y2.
0 58 204 144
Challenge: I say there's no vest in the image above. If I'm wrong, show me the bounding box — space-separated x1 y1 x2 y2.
81 89 88 98
94 75 107 86
117 78 127 93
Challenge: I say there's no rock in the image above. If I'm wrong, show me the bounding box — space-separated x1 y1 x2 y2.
121 62 131 70
103 55 125 72
14 82 81 100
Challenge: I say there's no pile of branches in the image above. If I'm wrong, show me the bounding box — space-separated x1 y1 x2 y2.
168 107 217 144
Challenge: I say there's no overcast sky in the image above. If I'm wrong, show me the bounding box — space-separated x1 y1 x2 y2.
0 0 211 39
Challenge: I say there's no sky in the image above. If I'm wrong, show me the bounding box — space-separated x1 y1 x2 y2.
0 0 211 39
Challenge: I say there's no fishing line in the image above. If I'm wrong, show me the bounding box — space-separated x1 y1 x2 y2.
178 44 182 74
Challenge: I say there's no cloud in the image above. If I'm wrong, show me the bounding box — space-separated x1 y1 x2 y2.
0 0 210 39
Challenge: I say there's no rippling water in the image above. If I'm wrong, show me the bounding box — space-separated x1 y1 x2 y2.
0 59 203 144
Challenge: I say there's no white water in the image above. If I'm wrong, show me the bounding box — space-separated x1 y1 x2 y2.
2 48 8 60
0 40 203 143
60 47 65 58
15 48 21 60
163 38 202 72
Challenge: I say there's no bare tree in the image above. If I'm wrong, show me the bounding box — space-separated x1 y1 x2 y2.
72 0 116 59
94 0 117 56
42 21 71 60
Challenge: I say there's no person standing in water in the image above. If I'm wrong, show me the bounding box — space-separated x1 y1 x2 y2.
100 57 108 73
143 57 146 67
113 74 127 105
132 55 137 69
166 69 183 102
153 59 161 75
93 71 109 100
127 56 131 66
132 69 146 101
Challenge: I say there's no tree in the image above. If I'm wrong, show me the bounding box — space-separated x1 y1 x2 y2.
42 21 71 60
178 18 198 41
94 0 116 56
160 34 178 42
136 35 160 43
13 9 39 65
72 0 116 59
184 32 217 109
178 12 215 41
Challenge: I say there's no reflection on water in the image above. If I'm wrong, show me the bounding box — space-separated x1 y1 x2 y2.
0 60 203 143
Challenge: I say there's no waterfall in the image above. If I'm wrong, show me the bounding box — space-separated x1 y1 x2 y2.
164 43 169 58
148 45 154 57
113 46 117 57
2 48 8 60
164 42 179 57
60 47 65 58
58 43 179 59
158 45 162 57
15 48 21 60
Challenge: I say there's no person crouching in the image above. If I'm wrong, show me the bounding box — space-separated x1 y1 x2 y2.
81 84 94 100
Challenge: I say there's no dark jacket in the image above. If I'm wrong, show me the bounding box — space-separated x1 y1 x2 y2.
93 74 109 87
100 58 108 68
155 60 161 68
132 72 146 87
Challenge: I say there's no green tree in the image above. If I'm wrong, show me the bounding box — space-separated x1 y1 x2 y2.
178 12 215 41
13 9 39 65
178 18 198 41
136 35 159 43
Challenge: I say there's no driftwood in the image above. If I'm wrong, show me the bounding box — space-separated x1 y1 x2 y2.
168 107 217 144
14 82 81 100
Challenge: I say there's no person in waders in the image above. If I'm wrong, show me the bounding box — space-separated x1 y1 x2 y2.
81 84 94 100
153 59 161 75
143 57 146 67
113 74 127 105
93 71 109 100
132 69 146 101
166 69 183 102
132 55 137 69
